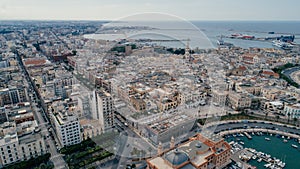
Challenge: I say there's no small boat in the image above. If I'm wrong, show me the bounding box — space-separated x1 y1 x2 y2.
240 141 244 145
257 158 262 162
264 163 272 168
282 136 285 139
292 144 298 148
265 137 271 141
283 139 288 143
252 155 257 160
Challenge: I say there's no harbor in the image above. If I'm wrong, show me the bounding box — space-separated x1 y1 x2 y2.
218 33 299 50
225 132 300 169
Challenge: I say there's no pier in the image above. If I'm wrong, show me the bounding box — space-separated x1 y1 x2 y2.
217 128 300 141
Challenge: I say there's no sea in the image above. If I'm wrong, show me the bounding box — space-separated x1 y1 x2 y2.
84 21 300 49
226 134 300 169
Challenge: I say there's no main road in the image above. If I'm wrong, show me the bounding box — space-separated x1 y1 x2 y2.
14 48 68 169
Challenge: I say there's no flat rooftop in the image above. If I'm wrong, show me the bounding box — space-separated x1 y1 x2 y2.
147 114 193 134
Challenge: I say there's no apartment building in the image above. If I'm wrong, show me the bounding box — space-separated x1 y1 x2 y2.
284 104 300 119
51 110 81 147
90 89 115 132
0 86 28 107
0 122 46 167
227 92 251 110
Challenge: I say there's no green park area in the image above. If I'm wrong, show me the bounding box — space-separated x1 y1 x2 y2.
3 153 53 169
60 132 117 169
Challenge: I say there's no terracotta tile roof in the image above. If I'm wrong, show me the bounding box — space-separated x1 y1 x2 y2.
24 59 47 66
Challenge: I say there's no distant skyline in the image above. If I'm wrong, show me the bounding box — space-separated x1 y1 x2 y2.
0 0 300 21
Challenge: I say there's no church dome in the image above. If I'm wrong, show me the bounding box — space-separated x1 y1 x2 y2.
165 149 189 166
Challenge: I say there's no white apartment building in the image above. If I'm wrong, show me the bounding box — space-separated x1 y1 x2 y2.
91 90 114 132
51 111 81 147
284 104 300 119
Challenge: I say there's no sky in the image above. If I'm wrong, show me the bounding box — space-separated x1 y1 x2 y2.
0 0 300 21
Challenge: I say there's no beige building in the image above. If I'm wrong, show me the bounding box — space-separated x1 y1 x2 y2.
130 96 146 112
0 122 46 167
147 133 231 169
227 92 251 110
236 84 261 96
212 90 228 106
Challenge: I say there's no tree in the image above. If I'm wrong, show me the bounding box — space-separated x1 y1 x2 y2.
72 50 77 55
293 117 298 125
148 147 152 157
265 112 268 120
276 115 280 122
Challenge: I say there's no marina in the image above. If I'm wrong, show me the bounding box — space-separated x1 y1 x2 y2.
225 133 300 169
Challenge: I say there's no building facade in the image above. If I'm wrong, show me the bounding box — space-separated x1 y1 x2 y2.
284 104 300 119
0 122 46 167
51 111 81 147
227 92 251 110
91 89 115 132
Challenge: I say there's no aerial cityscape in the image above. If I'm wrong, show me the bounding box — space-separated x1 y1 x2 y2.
0 1 300 169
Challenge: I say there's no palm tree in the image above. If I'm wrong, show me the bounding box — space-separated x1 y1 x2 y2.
293 117 298 125
148 147 152 157
276 115 280 122
265 112 268 120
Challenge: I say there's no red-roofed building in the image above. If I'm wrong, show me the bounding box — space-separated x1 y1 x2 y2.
24 58 49 68
261 70 279 78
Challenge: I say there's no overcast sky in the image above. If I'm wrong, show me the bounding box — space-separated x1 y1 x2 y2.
0 0 299 21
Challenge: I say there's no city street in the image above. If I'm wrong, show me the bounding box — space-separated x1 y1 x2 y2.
15 50 68 169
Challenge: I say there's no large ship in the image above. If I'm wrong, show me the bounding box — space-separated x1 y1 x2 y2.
272 40 294 50
217 35 233 48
